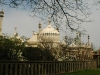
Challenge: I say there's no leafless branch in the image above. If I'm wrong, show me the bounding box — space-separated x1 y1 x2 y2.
0 0 91 31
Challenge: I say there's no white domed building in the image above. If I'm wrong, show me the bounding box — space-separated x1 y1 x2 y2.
39 24 59 42
27 19 60 47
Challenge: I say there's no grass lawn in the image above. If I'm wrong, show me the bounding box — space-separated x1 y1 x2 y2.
62 69 100 75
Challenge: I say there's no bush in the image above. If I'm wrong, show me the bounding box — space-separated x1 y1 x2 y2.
22 47 55 61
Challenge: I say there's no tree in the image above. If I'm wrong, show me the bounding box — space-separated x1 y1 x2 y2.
22 47 55 61
0 34 55 61
0 0 90 30
93 0 100 7
0 35 25 60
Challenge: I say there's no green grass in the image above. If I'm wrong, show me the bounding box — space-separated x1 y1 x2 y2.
62 69 100 75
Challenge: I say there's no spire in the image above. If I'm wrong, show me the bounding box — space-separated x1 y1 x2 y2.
38 22 42 32
14 26 18 36
15 27 17 33
88 35 90 45
48 17 51 25
38 22 41 28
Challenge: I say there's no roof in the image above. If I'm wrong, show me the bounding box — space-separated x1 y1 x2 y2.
27 32 38 45
69 43 77 47
40 24 59 34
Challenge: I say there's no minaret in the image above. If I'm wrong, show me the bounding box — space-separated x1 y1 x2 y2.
38 22 42 32
88 35 90 46
0 10 4 36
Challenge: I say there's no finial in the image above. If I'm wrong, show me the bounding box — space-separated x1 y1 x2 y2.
14 26 17 32
33 31 35 35
76 32 78 35
48 17 51 25
56 27 59 32
88 35 90 39
65 36 67 39
1 8 3 11
14 26 18 36
87 35 90 46
38 22 42 28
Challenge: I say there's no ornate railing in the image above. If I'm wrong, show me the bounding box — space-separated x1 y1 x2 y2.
0 60 97 75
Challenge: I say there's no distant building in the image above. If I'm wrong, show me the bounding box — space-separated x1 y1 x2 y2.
26 19 60 48
0 10 94 61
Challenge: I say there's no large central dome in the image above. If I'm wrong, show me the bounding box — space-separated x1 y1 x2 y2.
40 24 59 35
39 22 59 43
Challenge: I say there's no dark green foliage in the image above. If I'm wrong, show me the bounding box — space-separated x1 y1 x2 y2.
0 36 55 61
22 47 55 61
0 37 25 60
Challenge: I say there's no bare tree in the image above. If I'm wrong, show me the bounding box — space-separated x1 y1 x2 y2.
92 0 100 7
0 0 91 30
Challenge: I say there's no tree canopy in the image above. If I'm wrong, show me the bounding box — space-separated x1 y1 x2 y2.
0 36 25 60
22 47 55 61
0 35 55 61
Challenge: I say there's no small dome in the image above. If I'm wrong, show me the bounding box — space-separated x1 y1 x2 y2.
69 43 77 47
27 32 38 45
39 24 60 42
10 33 24 42
33 32 37 35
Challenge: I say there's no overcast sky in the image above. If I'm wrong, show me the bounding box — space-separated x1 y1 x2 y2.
1 4 100 49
